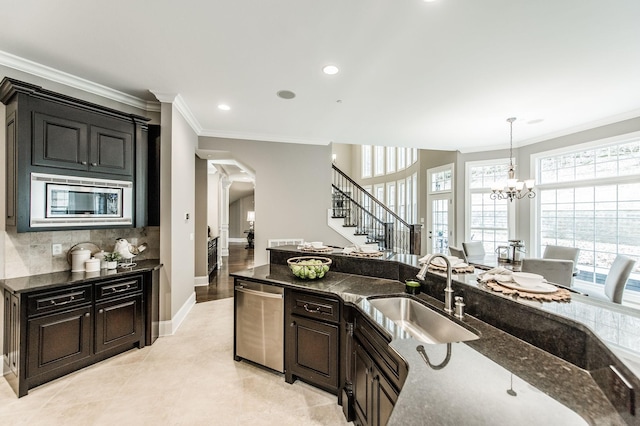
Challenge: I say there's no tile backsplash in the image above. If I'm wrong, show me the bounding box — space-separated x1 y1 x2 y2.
4 226 159 279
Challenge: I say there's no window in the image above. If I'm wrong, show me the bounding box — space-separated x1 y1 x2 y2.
362 145 372 178
386 147 396 173
386 182 396 214
411 172 418 223
374 146 385 176
398 148 406 170
535 138 640 290
466 160 512 254
398 180 406 221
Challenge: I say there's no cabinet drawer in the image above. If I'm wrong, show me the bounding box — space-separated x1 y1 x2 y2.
355 313 407 391
27 285 92 317
95 276 142 301
289 291 340 323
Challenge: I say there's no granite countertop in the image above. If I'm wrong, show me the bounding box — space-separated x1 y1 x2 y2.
232 263 626 425
0 259 162 294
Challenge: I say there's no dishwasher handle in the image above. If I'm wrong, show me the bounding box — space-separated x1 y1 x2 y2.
235 286 284 299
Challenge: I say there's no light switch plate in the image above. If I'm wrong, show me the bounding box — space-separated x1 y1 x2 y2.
52 243 62 256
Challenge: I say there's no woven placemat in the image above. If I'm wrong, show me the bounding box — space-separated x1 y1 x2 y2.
300 247 334 253
483 280 571 302
347 251 384 258
428 264 476 274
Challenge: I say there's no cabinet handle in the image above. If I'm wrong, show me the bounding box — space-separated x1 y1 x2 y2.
110 284 131 293
98 309 104 314
80 161 87 165
84 312 90 317
51 295 75 306
290 321 296 327
91 162 97 166
303 303 322 313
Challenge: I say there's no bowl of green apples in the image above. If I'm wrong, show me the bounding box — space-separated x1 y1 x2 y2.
287 256 332 280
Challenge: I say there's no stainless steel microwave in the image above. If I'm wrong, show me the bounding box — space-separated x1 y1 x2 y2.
30 173 133 228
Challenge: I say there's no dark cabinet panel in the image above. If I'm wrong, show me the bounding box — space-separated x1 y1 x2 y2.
351 310 407 426
3 291 20 376
289 315 339 391
95 294 143 354
285 289 341 394
89 125 133 176
27 306 92 378
32 112 89 171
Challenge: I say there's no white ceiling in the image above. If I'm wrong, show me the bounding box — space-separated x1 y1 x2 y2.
1 0 640 153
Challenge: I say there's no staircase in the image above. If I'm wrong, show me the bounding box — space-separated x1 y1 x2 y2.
330 165 421 254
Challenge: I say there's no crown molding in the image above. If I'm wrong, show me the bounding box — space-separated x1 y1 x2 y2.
150 90 202 135
198 128 330 146
0 50 157 112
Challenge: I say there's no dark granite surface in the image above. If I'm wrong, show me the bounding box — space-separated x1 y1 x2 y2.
233 246 640 424
0 260 162 294
232 263 628 425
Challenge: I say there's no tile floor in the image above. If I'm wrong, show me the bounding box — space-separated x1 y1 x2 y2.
0 297 352 425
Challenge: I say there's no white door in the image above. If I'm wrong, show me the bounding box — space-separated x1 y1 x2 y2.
427 164 454 255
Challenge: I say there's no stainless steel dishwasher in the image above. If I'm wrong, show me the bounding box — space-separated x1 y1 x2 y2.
234 280 284 372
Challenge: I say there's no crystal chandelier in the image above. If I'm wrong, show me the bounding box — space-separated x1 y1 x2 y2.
490 117 535 202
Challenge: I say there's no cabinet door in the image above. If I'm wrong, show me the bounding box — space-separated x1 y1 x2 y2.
353 340 373 426
89 125 133 176
27 306 92 378
372 366 398 426
32 112 89 171
288 315 339 392
95 294 143 354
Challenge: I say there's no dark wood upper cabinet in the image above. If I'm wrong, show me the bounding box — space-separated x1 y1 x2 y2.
0 77 151 232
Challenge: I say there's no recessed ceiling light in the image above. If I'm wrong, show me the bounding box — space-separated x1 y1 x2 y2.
322 65 339 75
423 0 436 2
277 90 296 99
218 104 231 111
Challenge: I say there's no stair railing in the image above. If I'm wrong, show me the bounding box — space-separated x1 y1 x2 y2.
332 164 421 254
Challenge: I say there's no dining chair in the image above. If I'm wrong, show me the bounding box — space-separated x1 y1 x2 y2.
604 255 637 304
520 258 574 286
448 246 467 262
543 245 580 275
462 241 485 257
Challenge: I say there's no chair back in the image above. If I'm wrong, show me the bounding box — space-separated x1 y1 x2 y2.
543 245 580 273
604 255 637 304
520 258 574 286
448 246 467 262
462 241 485 257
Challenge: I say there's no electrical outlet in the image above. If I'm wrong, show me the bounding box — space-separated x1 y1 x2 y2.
52 243 62 256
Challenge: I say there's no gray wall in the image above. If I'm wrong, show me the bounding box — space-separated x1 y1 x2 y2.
198 137 351 266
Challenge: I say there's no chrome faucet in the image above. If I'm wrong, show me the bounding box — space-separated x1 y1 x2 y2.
416 254 454 315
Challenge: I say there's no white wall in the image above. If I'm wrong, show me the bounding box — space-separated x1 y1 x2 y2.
208 172 221 238
198 137 351 266
158 102 197 325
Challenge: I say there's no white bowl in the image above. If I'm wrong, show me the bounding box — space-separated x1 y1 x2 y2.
310 241 324 248
512 272 544 288
359 245 378 253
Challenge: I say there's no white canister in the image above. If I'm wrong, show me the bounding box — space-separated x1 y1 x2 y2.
85 258 101 273
70 248 92 272
93 250 108 269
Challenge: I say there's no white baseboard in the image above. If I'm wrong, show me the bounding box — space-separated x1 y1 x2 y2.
229 237 245 243
194 275 209 286
158 291 196 337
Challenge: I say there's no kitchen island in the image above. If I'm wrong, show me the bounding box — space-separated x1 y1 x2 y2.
231 247 639 425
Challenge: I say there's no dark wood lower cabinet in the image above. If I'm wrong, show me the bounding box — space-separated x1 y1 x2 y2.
285 289 341 394
27 306 93 378
353 340 398 426
2 271 156 397
95 294 143 354
350 309 408 426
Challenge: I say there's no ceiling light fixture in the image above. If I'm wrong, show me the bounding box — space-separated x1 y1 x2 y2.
322 65 339 75
277 90 296 99
490 117 535 202
218 104 230 111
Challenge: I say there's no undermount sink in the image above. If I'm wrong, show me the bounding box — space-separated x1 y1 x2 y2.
367 296 479 344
